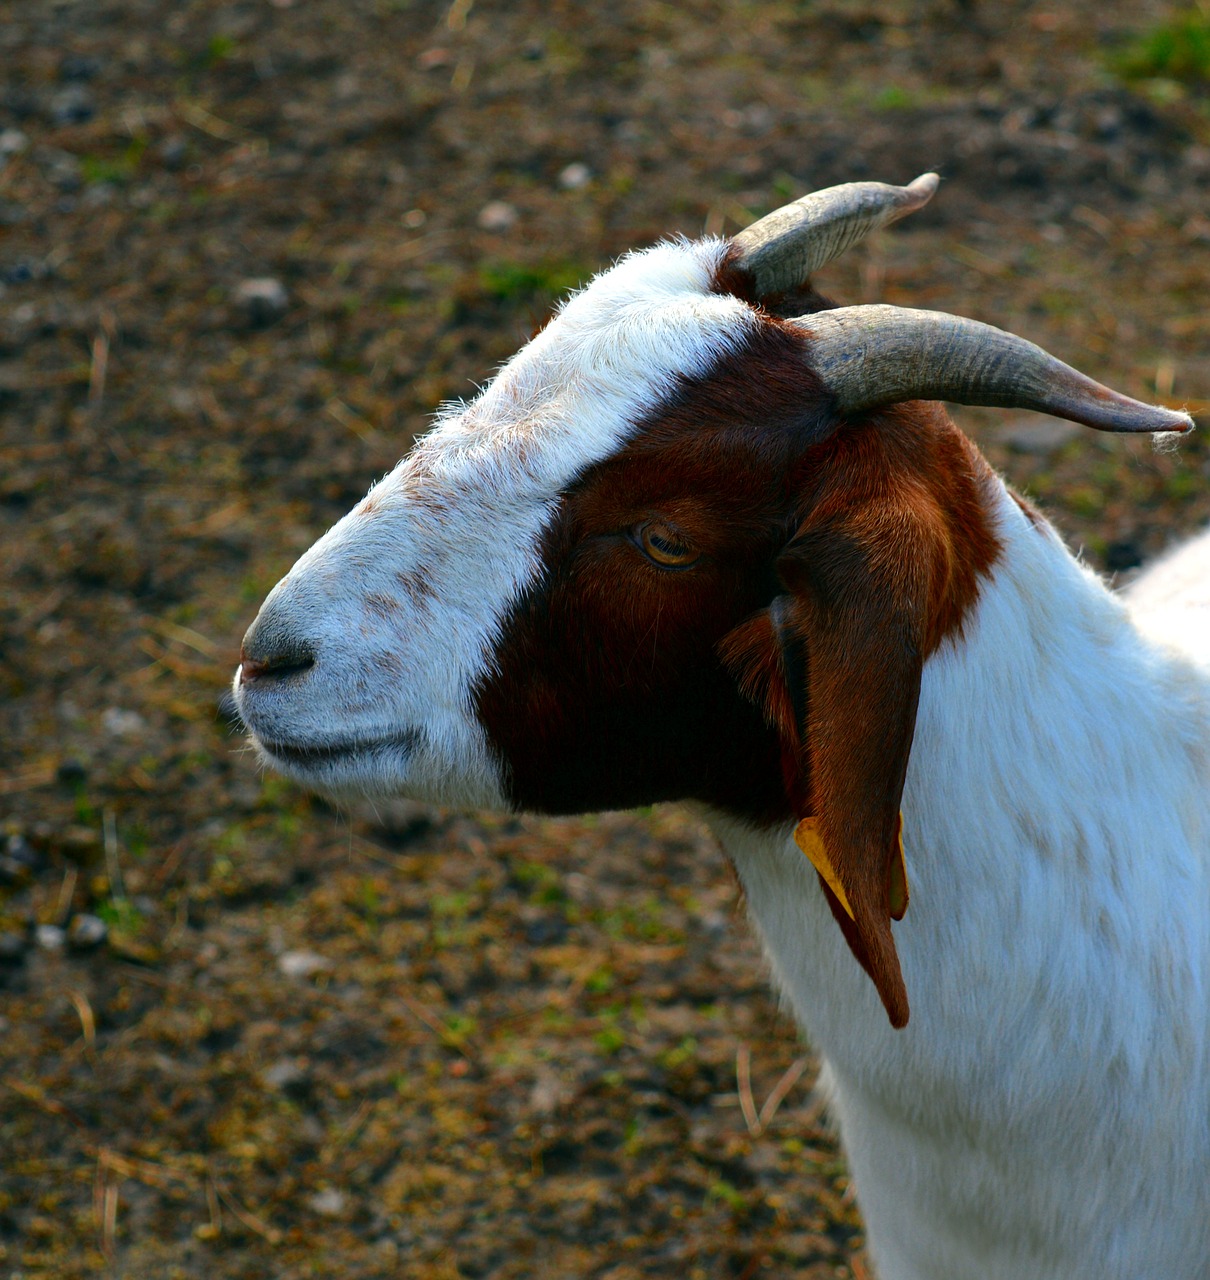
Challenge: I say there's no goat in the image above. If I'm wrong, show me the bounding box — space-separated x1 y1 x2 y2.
234 174 1208 1280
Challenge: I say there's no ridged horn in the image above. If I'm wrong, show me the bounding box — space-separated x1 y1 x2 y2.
733 173 939 298
799 305 1194 435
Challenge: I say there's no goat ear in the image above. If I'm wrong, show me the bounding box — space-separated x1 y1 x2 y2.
773 510 933 1029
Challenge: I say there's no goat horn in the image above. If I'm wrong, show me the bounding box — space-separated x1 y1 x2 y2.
732 173 939 298
799 305 1195 435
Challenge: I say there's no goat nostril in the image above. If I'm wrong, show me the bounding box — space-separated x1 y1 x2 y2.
239 647 316 685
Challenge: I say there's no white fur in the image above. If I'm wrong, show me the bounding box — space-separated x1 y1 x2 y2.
1124 528 1210 659
236 238 755 802
713 489 1210 1280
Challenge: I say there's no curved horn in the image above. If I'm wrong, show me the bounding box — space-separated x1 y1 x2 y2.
798 305 1194 435
733 173 939 298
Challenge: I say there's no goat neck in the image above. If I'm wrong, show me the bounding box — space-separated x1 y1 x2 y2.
713 479 1210 1280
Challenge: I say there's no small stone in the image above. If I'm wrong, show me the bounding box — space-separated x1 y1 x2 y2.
158 135 187 171
278 949 333 978
48 85 95 126
307 1188 346 1217
37 147 82 192
233 277 288 327
67 913 108 950
529 1069 572 1114
0 856 31 887
35 924 66 950
82 182 116 209
701 910 729 938
263 1058 308 1089
476 200 518 231
5 834 40 872
101 707 147 738
0 128 28 157
558 162 592 190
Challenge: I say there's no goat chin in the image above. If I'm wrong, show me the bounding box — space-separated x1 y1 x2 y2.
234 175 1209 1279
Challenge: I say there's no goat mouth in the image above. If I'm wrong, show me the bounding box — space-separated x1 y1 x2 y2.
256 731 420 769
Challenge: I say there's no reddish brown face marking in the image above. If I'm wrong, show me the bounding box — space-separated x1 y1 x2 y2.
472 315 1002 1026
474 324 833 821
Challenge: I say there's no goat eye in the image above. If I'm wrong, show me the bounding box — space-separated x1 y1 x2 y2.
637 522 699 568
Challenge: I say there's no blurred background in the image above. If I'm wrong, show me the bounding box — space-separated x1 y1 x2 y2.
1 1 1207 1276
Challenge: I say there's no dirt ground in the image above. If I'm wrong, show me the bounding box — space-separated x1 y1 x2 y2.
1 1 1208 1277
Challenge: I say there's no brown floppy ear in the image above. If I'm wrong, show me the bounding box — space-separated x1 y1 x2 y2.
772 508 931 1029
715 407 996 1027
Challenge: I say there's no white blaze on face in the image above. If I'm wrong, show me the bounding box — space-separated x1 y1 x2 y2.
235 237 759 806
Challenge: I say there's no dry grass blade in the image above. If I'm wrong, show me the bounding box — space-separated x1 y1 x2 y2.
178 99 249 142
93 1159 113 1261
55 864 78 924
0 765 58 795
206 1176 223 1237
136 633 218 679
214 1180 283 1245
146 617 224 658
66 988 97 1063
758 1055 811 1131
736 1043 761 1136
88 313 115 409
321 1098 374 1160
324 396 378 442
851 1251 875 1280
102 1177 119 1259
4 1076 90 1133
103 808 125 902
400 992 476 1060
736 1048 812 1136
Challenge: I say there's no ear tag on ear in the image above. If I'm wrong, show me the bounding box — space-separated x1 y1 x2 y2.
794 817 855 921
889 812 909 922
795 814 911 923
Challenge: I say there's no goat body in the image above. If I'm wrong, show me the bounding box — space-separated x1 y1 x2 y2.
234 181 1208 1279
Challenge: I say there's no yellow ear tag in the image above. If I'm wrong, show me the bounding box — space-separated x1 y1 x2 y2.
794 814 910 922
794 817 855 921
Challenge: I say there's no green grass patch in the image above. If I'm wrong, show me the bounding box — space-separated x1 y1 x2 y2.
80 137 147 186
97 896 144 935
477 258 586 302
873 84 918 111
593 1024 626 1055
707 1178 748 1215
1111 9 1210 85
